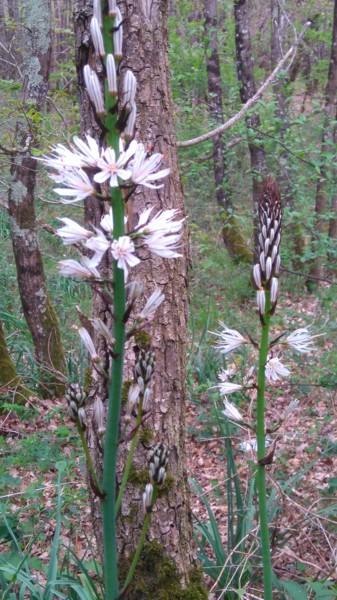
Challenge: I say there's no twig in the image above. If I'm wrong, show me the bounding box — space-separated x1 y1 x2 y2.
177 22 311 148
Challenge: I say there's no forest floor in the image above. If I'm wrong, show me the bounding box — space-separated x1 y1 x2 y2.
0 294 336 598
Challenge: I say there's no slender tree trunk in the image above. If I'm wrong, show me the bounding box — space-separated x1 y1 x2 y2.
308 0 337 283
0 318 33 404
8 0 66 397
203 0 252 263
270 0 305 268
203 0 228 214
74 1 201 596
234 0 267 253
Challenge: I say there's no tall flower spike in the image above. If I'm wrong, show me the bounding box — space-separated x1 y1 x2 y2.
254 178 282 316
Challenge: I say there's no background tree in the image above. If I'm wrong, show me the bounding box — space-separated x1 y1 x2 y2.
203 0 252 262
6 0 65 396
308 0 337 283
234 0 268 250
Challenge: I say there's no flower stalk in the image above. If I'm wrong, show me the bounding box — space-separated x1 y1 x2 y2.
256 292 273 600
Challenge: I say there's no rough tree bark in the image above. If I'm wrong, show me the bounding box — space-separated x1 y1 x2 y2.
7 0 66 396
203 0 252 263
308 0 337 284
73 1 203 597
234 0 268 252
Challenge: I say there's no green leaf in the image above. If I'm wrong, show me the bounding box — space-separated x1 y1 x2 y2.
280 579 308 599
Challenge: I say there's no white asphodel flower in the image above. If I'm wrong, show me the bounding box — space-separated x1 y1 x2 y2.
144 231 182 259
100 207 127 236
130 143 170 189
91 318 115 348
222 400 243 422
139 289 165 319
72 135 102 168
212 371 243 396
86 230 111 262
285 328 321 354
94 141 137 187
239 438 271 452
135 208 184 236
78 327 100 362
111 236 140 279
38 144 83 171
56 218 93 245
265 355 290 383
51 169 96 203
210 321 246 354
58 257 100 279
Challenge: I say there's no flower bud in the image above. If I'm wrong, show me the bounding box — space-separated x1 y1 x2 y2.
113 8 123 60
90 17 105 57
142 483 153 513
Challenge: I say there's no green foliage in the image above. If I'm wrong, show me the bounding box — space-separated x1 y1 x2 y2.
0 466 103 599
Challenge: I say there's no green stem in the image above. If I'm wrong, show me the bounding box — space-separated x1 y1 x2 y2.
115 401 143 515
100 9 126 597
256 292 273 600
78 426 104 498
102 186 126 600
120 485 158 596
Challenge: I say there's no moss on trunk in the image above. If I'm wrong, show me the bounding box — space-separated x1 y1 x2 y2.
119 541 208 600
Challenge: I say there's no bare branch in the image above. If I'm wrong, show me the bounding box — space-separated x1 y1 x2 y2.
177 22 311 149
179 137 243 168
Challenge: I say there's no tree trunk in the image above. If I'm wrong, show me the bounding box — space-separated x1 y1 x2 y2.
0 318 33 404
73 1 202 596
203 0 252 263
234 0 267 253
308 0 337 284
270 0 305 269
8 0 66 397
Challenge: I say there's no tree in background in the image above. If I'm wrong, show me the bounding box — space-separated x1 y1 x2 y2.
309 0 337 283
5 0 65 396
203 0 252 262
234 0 268 252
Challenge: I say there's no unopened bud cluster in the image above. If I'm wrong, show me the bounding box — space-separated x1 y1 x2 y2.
135 348 156 388
66 383 87 430
149 443 170 486
124 348 156 422
86 1 136 140
253 178 282 317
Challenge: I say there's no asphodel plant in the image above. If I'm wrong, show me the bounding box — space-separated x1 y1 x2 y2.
210 178 321 599
38 2 183 598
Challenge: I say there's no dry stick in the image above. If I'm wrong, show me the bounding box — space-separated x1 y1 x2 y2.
176 22 311 149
